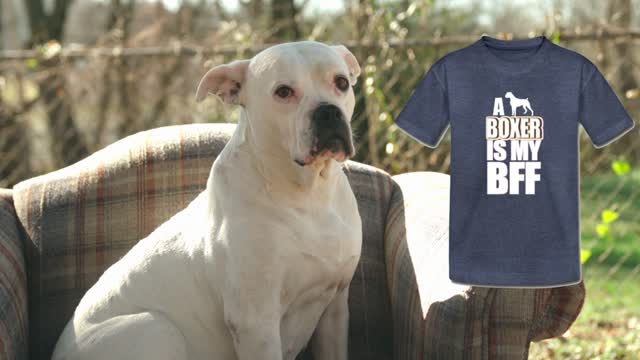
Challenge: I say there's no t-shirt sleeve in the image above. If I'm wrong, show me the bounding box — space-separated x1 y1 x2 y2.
579 60 635 148
393 59 449 148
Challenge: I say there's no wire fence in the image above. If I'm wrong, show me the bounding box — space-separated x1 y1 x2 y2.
1 30 639 278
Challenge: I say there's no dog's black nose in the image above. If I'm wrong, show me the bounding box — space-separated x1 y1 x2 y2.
311 103 355 157
313 103 343 123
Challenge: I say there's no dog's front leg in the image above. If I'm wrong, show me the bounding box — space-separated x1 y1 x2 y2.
223 273 283 360
230 320 282 360
311 286 350 360
224 301 283 360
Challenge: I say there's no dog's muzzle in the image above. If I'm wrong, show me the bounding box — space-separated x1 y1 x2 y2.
311 103 355 159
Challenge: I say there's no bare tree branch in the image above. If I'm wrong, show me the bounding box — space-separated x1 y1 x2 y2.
4 28 640 60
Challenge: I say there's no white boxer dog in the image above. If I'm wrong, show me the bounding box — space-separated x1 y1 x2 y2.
52 41 363 360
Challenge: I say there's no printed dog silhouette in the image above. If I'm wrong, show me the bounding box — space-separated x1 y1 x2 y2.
505 92 534 116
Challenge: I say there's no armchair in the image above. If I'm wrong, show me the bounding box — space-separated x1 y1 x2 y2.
0 123 585 359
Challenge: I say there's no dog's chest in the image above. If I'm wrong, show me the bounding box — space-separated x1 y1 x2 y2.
276 205 361 357
279 206 361 296
291 197 361 256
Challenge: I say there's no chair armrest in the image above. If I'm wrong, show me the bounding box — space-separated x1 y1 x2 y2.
0 189 28 360
384 172 585 359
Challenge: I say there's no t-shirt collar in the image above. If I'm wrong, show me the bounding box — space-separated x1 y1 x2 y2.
476 35 550 75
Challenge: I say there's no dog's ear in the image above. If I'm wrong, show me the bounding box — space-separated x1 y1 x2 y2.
195 59 250 104
332 45 361 86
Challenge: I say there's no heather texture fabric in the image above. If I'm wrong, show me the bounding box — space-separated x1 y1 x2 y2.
394 35 635 287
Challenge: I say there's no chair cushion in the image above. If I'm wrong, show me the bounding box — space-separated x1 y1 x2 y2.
12 123 393 360
0 189 28 360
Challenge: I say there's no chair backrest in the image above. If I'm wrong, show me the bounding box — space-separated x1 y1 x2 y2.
12 123 394 360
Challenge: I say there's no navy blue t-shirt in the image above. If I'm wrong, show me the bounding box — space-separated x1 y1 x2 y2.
394 35 635 287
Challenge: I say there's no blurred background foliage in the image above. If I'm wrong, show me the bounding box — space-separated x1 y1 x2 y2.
1 0 640 358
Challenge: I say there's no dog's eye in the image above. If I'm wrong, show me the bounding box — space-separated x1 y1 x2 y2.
275 85 294 99
335 75 350 92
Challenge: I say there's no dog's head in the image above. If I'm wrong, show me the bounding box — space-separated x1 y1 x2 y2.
505 92 514 99
196 41 361 167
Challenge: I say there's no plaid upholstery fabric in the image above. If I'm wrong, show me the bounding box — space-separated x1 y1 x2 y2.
385 171 586 360
12 123 393 360
529 282 586 342
0 189 28 360
341 161 394 360
298 161 395 360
